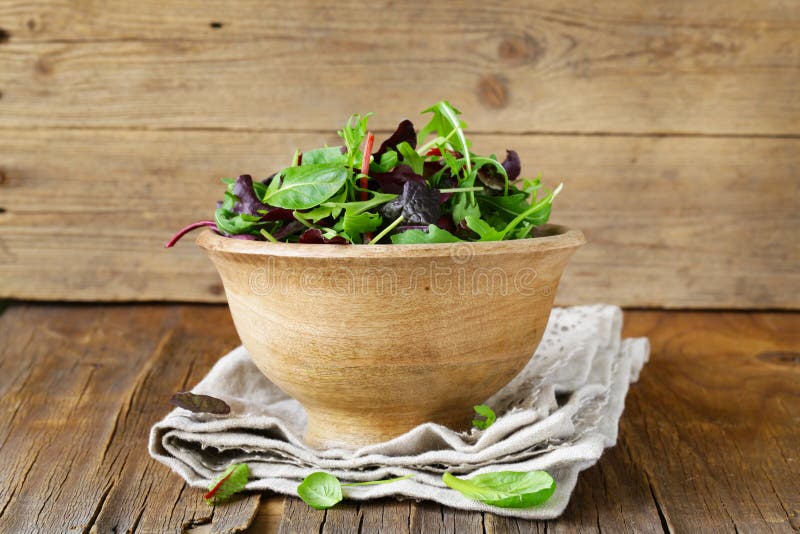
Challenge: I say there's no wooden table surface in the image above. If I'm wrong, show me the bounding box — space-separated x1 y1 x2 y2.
0 303 797 533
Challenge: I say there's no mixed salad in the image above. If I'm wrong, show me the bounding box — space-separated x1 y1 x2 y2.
167 101 562 247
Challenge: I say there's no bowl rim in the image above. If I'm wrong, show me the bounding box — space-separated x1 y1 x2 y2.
196 224 585 259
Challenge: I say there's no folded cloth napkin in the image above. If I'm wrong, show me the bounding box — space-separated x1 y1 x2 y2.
149 305 648 519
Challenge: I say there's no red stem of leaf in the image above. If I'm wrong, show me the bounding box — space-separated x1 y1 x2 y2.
360 132 375 241
165 221 217 248
360 132 374 201
204 470 235 501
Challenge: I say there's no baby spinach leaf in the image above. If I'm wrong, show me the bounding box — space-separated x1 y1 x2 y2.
170 392 231 414
297 473 412 510
391 224 463 244
302 146 347 165
263 164 349 209
370 150 399 174
472 405 496 430
442 471 556 508
297 472 343 510
205 463 249 506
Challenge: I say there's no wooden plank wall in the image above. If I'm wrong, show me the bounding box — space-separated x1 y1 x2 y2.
0 1 798 308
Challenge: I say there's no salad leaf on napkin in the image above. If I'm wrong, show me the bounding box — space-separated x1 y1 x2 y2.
169 392 231 415
442 471 556 508
472 405 496 430
297 472 412 510
167 101 563 246
205 463 249 506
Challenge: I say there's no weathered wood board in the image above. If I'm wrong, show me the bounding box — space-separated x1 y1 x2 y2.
0 0 798 307
1 130 798 307
0 0 798 134
1 304 797 532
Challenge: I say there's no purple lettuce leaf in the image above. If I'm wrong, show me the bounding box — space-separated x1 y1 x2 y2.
170 392 231 414
374 119 417 158
380 180 441 226
298 228 348 244
477 150 521 190
233 174 293 221
372 164 426 194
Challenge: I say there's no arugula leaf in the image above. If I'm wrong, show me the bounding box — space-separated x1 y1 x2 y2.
418 101 471 174
472 405 496 430
451 192 481 225
391 224 462 244
338 113 371 170
263 164 349 209
442 471 556 508
205 464 249 506
297 473 412 510
170 392 231 414
297 473 343 510
465 215 505 241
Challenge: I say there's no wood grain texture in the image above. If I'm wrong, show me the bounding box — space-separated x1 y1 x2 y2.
0 304 262 533
197 226 583 446
1 305 798 532
273 309 800 534
0 1 798 134
1 130 797 308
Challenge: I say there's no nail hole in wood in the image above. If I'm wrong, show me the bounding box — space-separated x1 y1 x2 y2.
0 28 10 43
0 208 7 214
210 22 223 29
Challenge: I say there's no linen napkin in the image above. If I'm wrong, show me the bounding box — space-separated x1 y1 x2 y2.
149 305 648 519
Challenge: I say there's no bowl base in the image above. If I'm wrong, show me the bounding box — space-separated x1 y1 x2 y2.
303 409 472 449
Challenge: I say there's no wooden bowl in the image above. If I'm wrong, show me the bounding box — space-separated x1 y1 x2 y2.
197 225 585 448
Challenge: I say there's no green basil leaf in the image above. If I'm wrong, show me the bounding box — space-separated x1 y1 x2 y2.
205 463 249 506
472 404 496 430
302 147 347 165
442 471 556 508
263 164 349 209
391 225 463 244
297 472 343 510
